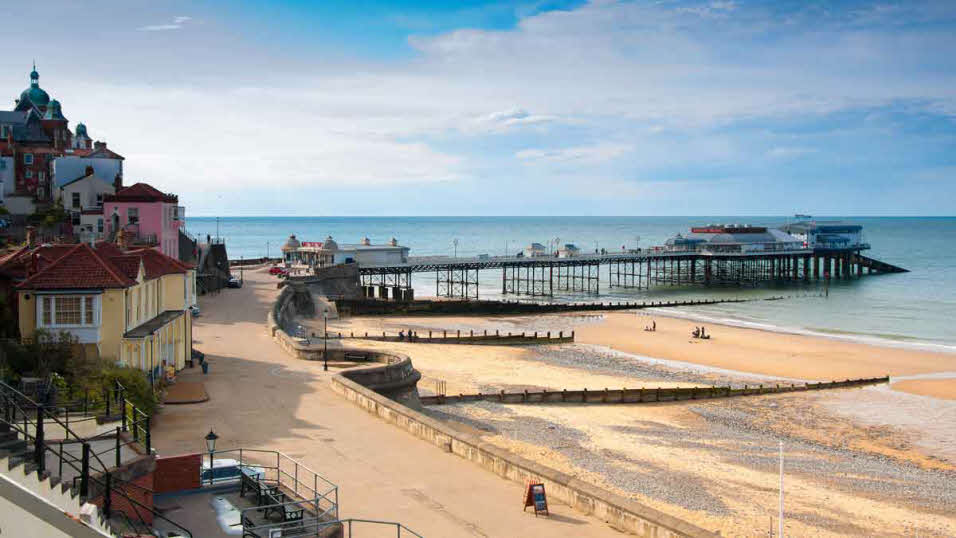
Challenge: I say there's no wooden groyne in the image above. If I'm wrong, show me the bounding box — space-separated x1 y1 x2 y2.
303 329 574 346
420 376 890 406
335 295 783 317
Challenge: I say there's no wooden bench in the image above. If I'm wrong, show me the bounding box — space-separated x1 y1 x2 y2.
240 473 264 504
344 352 369 362
262 488 303 524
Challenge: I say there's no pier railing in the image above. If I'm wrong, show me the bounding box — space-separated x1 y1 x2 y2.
420 376 890 406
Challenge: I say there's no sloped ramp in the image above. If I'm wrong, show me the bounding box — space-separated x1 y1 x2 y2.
852 254 908 273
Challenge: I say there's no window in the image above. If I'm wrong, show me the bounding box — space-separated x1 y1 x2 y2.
96 193 103 207
54 297 82 325
38 171 45 181
127 207 139 225
23 153 34 165
0 125 9 138
25 169 32 179
40 295 98 327
84 297 94 324
97 218 104 233
72 192 81 209
71 212 80 226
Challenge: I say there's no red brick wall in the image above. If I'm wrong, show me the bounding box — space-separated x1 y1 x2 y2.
153 453 202 493
92 472 155 525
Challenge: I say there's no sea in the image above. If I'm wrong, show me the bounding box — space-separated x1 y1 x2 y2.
186 216 956 353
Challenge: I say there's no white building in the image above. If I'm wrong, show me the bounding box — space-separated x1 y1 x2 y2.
557 243 581 258
284 235 409 267
56 166 114 243
670 225 807 254
524 243 547 257
52 155 122 193
778 221 866 251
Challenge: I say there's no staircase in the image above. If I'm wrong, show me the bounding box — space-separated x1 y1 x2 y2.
1 379 191 538
851 253 909 274
0 422 114 537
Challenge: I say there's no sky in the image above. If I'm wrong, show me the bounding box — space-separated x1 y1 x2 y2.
3 0 956 216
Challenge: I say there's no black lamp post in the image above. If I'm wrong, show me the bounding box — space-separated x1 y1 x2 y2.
205 429 218 470
323 310 329 371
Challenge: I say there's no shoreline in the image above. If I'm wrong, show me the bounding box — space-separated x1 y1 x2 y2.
642 304 956 355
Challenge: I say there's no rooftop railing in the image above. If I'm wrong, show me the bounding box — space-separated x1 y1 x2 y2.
203 447 339 535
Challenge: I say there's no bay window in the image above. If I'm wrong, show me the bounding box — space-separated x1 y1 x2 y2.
37 295 99 327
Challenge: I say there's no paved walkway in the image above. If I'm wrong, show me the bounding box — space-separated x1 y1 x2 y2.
151 268 625 537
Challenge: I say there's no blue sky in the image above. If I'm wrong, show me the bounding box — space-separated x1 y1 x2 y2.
3 0 955 216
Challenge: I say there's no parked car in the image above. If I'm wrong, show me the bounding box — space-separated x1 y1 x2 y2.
200 458 264 485
268 266 286 275
226 277 242 288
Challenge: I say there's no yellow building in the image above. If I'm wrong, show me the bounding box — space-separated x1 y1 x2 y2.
17 241 197 377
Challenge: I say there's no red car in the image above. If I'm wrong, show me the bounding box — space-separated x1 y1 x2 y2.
268 266 287 275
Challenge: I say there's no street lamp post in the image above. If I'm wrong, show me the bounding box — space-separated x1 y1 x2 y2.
204 429 218 480
323 310 329 371
453 238 459 258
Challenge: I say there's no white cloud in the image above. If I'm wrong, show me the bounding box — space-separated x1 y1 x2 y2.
138 16 192 32
767 146 817 159
516 143 633 164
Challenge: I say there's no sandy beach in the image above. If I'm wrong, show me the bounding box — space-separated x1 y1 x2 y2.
323 306 956 536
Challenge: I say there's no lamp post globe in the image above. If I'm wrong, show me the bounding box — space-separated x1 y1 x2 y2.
205 430 218 453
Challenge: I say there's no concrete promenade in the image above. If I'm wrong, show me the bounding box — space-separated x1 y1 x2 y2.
150 268 629 537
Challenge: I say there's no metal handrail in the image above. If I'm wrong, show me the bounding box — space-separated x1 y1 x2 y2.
1 380 190 537
317 518 424 537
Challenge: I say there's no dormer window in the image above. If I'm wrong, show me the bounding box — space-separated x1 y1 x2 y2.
23 153 34 165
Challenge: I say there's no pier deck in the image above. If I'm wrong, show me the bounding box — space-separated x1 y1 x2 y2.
356 248 904 299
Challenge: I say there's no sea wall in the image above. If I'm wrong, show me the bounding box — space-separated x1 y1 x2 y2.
330 371 718 538
269 288 422 409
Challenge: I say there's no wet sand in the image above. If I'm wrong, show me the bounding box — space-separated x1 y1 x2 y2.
890 379 956 401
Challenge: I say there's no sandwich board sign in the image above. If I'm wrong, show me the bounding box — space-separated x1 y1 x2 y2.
523 482 549 516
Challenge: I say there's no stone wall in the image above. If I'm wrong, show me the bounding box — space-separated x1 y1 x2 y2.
330 371 718 538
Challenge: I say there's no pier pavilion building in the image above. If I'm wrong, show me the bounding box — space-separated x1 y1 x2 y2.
283 235 409 267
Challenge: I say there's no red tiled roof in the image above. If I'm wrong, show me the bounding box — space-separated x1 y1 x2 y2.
17 243 135 290
93 241 124 257
107 255 143 281
0 244 76 280
12 241 192 291
126 248 187 277
104 182 177 203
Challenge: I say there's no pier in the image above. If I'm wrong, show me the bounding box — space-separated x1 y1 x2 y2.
358 250 907 300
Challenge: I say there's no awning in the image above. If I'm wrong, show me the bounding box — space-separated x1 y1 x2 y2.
124 310 184 338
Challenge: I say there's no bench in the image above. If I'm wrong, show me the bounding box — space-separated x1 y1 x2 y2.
344 352 369 362
262 488 303 523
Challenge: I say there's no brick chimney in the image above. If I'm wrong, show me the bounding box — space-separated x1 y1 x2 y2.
94 141 106 151
25 226 36 248
116 228 129 250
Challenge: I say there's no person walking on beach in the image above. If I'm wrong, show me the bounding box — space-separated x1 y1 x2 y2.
652 320 656 332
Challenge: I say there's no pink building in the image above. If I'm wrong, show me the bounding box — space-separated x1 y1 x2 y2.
103 182 184 258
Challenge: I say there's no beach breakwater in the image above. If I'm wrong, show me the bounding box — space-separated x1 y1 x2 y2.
420 377 890 406
334 296 759 316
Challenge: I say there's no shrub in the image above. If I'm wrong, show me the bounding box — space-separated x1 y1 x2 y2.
101 366 158 417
